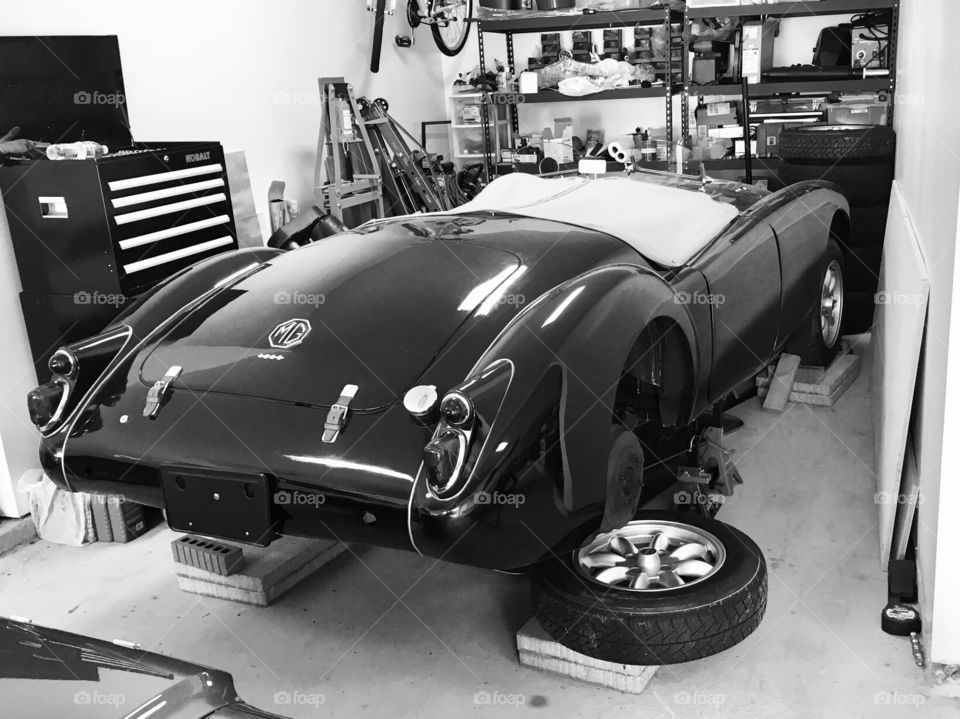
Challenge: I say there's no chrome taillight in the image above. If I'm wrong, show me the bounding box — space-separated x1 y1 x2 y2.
439 391 473 428
27 326 131 434
423 428 468 499
27 379 71 432
48 349 78 378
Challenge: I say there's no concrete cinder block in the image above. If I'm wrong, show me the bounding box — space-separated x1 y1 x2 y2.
172 535 245 576
516 617 658 694
173 535 347 606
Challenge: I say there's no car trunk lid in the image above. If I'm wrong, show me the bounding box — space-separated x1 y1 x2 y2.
139 230 520 410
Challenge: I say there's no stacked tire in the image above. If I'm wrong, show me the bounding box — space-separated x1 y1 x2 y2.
777 124 896 334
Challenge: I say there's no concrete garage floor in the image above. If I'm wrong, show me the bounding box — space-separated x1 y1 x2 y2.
1 341 957 718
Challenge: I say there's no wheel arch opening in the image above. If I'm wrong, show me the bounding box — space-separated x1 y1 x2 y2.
616 317 695 430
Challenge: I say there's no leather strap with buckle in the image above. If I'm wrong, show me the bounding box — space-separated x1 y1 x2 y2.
322 384 358 443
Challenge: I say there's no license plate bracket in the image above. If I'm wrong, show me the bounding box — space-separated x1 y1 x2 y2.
162 469 277 546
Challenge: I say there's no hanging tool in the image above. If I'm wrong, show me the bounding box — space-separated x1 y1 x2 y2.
314 77 384 226
359 97 451 215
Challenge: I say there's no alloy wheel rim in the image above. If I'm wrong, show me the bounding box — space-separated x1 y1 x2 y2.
576 520 726 592
820 259 843 348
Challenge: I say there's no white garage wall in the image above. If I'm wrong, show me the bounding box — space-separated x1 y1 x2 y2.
0 0 447 222
0 0 448 515
892 0 960 665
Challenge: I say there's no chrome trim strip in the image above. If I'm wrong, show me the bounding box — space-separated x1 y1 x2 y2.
119 215 230 251
57 262 268 485
107 163 222 191
123 236 233 274
36 379 72 434
111 178 224 208
114 193 226 225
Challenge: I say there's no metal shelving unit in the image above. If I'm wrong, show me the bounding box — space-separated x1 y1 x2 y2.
470 0 898 179
490 85 671 104
683 0 899 174
475 5 686 178
686 0 897 19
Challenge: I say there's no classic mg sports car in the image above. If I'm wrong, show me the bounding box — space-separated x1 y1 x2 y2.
29 170 848 665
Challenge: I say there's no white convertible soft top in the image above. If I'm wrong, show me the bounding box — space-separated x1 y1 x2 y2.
452 174 739 267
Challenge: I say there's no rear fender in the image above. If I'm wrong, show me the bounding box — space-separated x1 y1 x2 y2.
469 265 698 514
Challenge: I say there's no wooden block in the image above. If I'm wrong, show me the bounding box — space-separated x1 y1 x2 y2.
516 617 658 694
756 353 861 407
174 536 346 606
763 353 801 411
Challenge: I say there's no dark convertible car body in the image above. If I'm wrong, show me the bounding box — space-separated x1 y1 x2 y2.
32 171 849 572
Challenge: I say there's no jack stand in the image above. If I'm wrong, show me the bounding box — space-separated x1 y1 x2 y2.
712 402 744 434
676 426 743 516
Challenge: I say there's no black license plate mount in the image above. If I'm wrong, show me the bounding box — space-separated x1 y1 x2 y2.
161 468 277 546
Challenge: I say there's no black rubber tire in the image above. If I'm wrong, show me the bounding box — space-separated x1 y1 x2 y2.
849 204 890 248
430 0 473 56
842 290 876 334
785 240 845 367
532 511 767 665
778 124 896 165
777 162 893 207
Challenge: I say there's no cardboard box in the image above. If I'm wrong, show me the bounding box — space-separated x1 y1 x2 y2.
107 499 148 543
696 105 738 128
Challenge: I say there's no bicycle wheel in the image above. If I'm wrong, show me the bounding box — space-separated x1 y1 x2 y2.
430 0 473 56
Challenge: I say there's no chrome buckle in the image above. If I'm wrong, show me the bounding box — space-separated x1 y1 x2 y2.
322 384 358 443
143 366 182 419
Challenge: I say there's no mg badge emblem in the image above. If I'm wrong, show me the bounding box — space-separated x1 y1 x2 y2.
269 318 312 349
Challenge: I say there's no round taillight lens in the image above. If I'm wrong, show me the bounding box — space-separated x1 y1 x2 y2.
48 349 77 377
439 392 473 427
